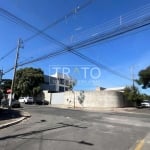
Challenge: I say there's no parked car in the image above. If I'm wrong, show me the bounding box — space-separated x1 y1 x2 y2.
141 100 150 108
19 96 34 104
35 100 49 105
19 97 26 103
11 100 21 108
1 99 21 108
24 97 34 104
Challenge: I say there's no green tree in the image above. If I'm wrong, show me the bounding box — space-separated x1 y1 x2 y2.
14 67 44 98
0 79 12 104
123 86 142 105
140 93 150 100
136 66 150 89
68 80 76 91
0 90 3 101
0 79 12 94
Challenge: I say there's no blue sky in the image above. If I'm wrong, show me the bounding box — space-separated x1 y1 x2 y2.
0 0 150 93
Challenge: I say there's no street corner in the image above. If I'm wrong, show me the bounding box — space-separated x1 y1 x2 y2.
20 110 31 118
142 133 150 150
0 117 25 129
129 133 150 150
0 109 31 129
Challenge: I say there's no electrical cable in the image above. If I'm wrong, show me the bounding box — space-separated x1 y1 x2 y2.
70 51 131 80
4 13 150 80
0 0 148 61
1 0 150 62
3 2 150 81
0 0 94 61
16 14 150 67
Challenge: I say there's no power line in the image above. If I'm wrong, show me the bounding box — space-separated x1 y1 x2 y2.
1 1 150 62
1 0 150 62
16 13 150 67
3 2 150 81
0 47 16 61
4 11 150 79
0 0 94 61
71 2 150 44
4 48 131 81
70 51 131 80
13 14 150 80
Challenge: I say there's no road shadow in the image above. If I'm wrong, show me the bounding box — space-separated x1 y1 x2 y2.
0 109 22 121
19 137 94 146
0 121 93 150
58 122 88 129
0 122 88 140
0 122 93 149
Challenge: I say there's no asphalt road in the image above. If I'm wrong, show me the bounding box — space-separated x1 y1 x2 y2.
0 105 150 150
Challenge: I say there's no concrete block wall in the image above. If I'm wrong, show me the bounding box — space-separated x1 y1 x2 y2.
51 92 64 105
43 90 124 108
64 90 124 108
43 90 51 102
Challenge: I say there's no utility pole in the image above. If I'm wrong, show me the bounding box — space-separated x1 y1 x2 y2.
72 87 75 109
0 70 3 91
130 66 135 89
0 69 3 97
0 69 3 82
0 70 3 106
9 39 23 109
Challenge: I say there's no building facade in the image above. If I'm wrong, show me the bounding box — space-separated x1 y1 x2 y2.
41 72 75 93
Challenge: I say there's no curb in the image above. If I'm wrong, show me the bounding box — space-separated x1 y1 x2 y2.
142 133 150 150
49 105 150 115
20 111 31 118
129 133 150 150
0 111 31 129
0 117 26 129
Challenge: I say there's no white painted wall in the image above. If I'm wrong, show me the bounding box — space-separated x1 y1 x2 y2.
51 92 64 105
43 91 51 102
43 90 124 108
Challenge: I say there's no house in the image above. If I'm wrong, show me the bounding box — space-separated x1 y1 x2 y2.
96 86 125 92
41 72 76 93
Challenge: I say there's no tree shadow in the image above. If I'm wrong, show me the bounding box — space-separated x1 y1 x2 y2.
0 109 22 121
58 122 88 129
0 122 88 141
19 136 94 146
0 122 93 150
0 124 68 140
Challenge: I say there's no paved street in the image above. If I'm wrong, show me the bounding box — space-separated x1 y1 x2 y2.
0 105 150 150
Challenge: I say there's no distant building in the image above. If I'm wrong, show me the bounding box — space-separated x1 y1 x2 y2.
96 87 106 91
96 86 125 92
41 72 76 93
104 87 125 92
